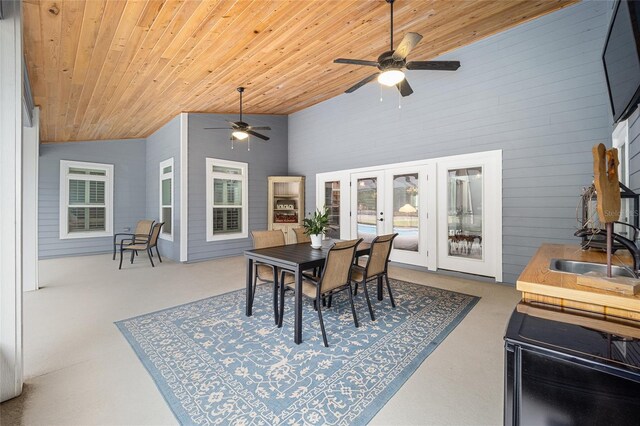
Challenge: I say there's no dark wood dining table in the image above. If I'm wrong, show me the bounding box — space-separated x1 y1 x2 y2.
244 239 371 344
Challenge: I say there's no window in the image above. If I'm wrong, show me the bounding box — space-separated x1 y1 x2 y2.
59 160 113 239
159 158 174 241
206 158 248 241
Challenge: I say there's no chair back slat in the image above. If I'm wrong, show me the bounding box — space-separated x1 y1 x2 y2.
293 227 311 243
149 223 164 247
366 233 398 277
319 239 362 293
135 220 155 236
251 230 285 249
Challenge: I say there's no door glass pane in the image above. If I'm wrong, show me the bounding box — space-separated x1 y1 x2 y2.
162 178 171 205
393 173 419 252
324 181 340 239
447 167 483 259
356 177 377 243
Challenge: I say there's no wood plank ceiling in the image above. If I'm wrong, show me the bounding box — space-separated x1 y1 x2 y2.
23 0 578 143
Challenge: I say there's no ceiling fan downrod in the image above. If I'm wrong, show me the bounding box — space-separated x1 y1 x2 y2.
388 0 394 51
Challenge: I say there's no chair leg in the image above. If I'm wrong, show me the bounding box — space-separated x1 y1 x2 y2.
354 282 358 296
385 274 396 308
278 272 286 328
272 269 280 325
327 294 333 308
148 248 155 267
150 249 153 258
362 280 375 321
252 265 259 302
347 285 359 328
130 250 135 264
113 241 116 260
317 298 329 347
156 246 162 263
119 249 124 270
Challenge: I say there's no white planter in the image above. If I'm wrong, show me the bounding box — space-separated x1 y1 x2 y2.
310 234 323 249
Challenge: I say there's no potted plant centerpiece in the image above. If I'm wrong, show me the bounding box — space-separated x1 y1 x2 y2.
303 207 330 249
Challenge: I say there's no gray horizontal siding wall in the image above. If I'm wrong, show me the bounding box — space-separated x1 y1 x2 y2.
146 116 181 261
39 139 146 258
288 1 612 284
187 113 288 262
628 109 640 192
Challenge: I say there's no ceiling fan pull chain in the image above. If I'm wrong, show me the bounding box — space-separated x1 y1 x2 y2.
398 89 402 109
248 137 251 151
380 84 383 103
231 138 234 150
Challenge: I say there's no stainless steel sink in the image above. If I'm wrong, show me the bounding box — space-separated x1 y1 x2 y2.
549 258 637 278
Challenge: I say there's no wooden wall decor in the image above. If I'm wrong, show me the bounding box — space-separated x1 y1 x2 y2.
23 0 578 143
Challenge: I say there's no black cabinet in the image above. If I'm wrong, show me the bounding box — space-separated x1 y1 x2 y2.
504 306 640 425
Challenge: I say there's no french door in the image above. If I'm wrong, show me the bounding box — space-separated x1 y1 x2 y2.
317 150 502 280
436 152 501 278
350 167 432 268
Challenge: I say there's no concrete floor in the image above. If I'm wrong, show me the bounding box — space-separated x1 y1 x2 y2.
1 253 520 425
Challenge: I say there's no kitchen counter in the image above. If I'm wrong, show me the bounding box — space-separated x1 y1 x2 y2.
517 244 640 320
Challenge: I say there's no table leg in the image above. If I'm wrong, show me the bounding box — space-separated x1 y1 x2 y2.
246 258 254 316
377 276 383 301
273 266 280 325
294 267 303 344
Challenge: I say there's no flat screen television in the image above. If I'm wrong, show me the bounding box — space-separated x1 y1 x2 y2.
603 0 640 124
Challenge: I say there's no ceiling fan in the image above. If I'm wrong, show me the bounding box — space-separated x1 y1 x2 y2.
204 87 271 142
334 0 460 97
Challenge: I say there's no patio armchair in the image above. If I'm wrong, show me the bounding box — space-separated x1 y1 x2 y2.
278 238 362 347
292 227 311 243
119 222 164 269
251 230 294 324
350 233 398 321
113 220 155 260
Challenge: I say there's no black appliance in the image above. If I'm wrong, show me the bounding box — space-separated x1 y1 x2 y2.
602 0 640 124
504 304 640 425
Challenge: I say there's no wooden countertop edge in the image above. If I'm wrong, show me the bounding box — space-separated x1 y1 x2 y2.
516 243 640 312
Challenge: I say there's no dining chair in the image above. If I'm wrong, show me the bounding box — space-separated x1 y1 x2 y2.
278 238 362 347
118 222 164 269
351 233 398 321
251 230 293 323
112 219 155 260
292 227 311 243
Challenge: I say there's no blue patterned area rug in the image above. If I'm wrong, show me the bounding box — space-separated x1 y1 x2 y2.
116 279 479 425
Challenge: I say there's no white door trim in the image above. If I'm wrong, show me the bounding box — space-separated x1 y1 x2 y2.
180 113 189 262
0 0 24 401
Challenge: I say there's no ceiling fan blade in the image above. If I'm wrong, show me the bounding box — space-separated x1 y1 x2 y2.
392 32 423 60
345 73 379 93
334 58 379 67
204 127 232 130
396 79 413 97
248 126 271 130
406 60 461 71
246 130 270 141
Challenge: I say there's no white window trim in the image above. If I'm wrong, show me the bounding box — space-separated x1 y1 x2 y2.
206 158 248 242
159 158 174 242
59 160 114 239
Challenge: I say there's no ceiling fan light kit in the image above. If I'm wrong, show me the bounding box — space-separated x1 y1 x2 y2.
232 130 249 140
378 69 405 86
334 0 460 97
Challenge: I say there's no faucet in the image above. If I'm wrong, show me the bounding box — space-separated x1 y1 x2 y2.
574 228 640 274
